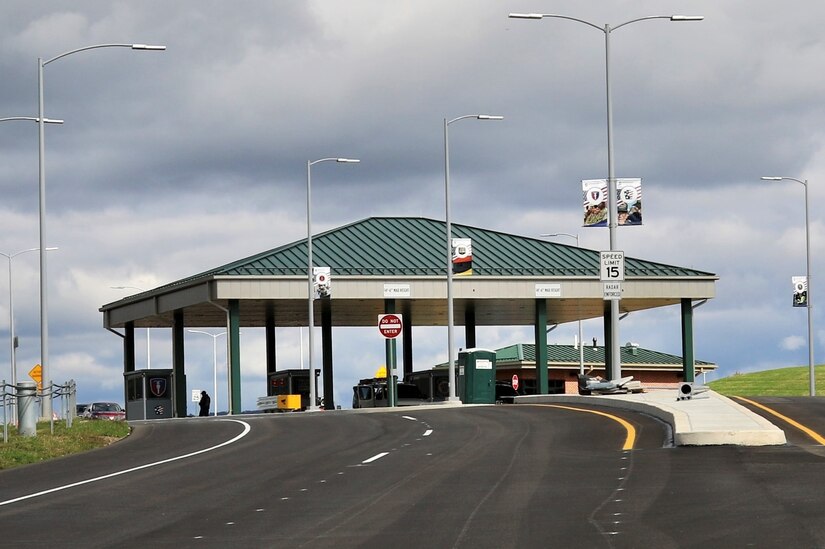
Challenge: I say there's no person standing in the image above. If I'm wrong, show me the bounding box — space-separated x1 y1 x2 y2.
198 390 211 417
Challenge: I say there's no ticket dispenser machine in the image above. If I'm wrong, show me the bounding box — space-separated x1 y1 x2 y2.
458 348 496 404
124 369 175 420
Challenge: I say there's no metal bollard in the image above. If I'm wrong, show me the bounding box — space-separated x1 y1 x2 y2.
17 381 38 437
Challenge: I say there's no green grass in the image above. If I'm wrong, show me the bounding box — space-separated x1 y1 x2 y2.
0 419 130 470
709 364 824 397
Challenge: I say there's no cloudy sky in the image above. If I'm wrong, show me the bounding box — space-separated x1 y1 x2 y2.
0 1 822 412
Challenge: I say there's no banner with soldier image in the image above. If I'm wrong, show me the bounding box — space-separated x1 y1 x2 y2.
617 178 642 225
452 238 473 276
582 178 642 227
313 266 331 298
792 276 808 307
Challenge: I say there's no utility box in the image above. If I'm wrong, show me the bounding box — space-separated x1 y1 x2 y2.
277 394 302 411
124 369 175 420
458 348 496 404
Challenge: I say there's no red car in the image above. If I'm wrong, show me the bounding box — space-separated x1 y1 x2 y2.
83 402 126 421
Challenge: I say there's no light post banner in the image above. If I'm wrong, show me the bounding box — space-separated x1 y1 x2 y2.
582 178 642 227
792 276 808 307
617 178 642 225
582 179 608 227
452 238 473 276
313 267 331 298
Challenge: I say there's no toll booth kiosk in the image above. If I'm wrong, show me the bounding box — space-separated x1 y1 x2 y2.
458 348 496 404
124 369 176 420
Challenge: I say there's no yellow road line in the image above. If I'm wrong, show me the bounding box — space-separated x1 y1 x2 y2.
534 404 637 450
734 396 825 446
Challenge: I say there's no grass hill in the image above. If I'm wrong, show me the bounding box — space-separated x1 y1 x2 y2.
709 365 823 397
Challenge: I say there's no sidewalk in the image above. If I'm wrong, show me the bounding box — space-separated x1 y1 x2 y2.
516 389 787 447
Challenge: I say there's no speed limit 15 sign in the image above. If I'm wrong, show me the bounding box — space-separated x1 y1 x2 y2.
600 251 625 282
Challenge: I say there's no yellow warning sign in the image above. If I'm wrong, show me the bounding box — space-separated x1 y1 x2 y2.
28 364 42 390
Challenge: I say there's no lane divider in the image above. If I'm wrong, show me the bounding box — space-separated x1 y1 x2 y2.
0 419 252 507
733 396 825 445
362 452 389 464
533 404 637 450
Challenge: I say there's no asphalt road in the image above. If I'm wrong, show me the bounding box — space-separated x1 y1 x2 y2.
1 402 824 548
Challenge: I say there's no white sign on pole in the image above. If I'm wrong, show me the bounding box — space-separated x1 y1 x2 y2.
603 282 622 300
600 251 625 282
192 389 202 402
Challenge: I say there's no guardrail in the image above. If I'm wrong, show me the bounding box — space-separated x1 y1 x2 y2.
257 394 302 412
1 379 12 443
1 379 77 441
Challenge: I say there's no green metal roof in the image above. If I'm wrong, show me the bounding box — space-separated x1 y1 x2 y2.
495 343 715 368
174 216 715 284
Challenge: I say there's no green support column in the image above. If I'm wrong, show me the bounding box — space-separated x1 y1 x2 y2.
464 305 476 349
534 299 548 394
384 299 398 406
123 322 135 409
172 310 187 418
603 301 614 380
228 300 242 414
124 321 136 374
265 303 276 377
401 302 413 378
681 298 696 382
321 298 334 409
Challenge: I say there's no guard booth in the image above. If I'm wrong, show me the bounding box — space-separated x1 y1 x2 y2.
458 348 496 404
124 369 175 420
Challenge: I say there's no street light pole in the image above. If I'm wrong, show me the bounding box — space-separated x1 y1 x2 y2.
540 233 585 375
1 248 57 416
37 43 164 419
306 158 359 411
188 330 226 416
761 176 816 396
509 12 702 380
444 115 503 402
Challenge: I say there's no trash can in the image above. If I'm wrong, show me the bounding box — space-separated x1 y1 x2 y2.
458 348 496 404
17 381 38 437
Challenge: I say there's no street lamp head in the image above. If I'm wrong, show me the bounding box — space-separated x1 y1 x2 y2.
0 116 63 124
131 44 167 50
477 115 504 120
670 15 704 21
508 13 544 19
336 158 360 163
761 176 784 181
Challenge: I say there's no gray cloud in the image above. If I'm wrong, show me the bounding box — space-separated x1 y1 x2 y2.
0 1 822 408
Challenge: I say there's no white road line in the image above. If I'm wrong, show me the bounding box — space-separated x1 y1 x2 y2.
0 419 252 507
423 429 433 437
401 416 417 421
362 452 389 464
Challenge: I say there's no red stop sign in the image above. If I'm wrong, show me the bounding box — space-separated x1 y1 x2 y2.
512 375 519 391
378 314 403 339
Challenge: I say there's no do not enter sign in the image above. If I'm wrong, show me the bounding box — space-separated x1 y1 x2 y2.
378 313 403 339
512 375 519 391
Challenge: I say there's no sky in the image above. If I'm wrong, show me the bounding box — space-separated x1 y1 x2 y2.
0 1 823 413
